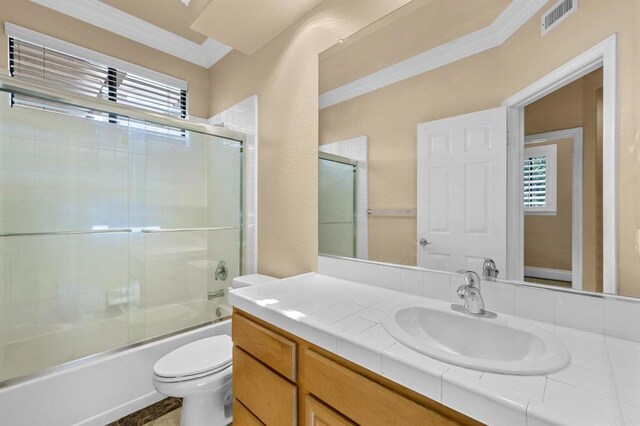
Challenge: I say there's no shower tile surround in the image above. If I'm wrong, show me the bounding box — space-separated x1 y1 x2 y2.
209 95 258 274
0 94 243 382
230 271 640 426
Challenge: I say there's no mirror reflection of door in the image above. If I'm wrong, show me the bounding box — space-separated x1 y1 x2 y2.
523 67 604 292
417 107 507 276
318 152 357 258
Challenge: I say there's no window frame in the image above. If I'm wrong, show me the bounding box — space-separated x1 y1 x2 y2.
8 37 188 119
5 24 189 126
523 143 558 215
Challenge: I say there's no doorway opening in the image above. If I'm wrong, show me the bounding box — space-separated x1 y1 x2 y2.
503 35 616 293
522 68 603 291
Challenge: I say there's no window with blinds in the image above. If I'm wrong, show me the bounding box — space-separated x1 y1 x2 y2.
8 37 187 130
523 144 557 214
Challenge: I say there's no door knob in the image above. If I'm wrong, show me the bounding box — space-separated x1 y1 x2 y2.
419 238 431 247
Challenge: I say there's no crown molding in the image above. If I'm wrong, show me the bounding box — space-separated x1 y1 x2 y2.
319 0 548 109
30 0 232 69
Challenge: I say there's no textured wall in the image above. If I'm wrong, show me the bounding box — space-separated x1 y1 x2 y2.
208 0 413 277
0 0 211 118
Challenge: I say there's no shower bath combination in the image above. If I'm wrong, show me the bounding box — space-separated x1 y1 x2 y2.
0 75 247 387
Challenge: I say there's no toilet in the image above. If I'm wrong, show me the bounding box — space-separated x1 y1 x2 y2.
153 335 233 426
152 274 277 425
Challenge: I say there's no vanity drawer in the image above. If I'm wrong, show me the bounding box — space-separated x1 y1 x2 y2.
234 398 265 426
234 346 297 425
305 394 355 426
233 311 297 381
303 349 460 426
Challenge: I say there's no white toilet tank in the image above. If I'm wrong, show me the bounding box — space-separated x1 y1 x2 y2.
232 273 277 289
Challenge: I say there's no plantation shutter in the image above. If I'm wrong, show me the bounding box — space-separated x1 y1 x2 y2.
523 155 548 208
523 144 557 214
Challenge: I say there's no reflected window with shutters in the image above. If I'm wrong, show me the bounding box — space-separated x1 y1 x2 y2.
523 144 557 215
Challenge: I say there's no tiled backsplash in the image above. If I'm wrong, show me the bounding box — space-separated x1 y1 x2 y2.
318 255 640 343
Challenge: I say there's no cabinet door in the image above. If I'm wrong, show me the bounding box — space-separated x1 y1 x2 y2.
234 346 297 425
303 349 460 425
233 312 297 381
234 399 265 426
305 395 355 426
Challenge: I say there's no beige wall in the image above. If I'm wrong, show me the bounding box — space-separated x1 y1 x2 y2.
319 1 640 296
523 139 573 274
524 69 604 292
208 0 413 278
319 0 509 93
0 0 211 118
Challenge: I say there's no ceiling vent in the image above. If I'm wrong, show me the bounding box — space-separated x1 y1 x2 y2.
541 0 578 36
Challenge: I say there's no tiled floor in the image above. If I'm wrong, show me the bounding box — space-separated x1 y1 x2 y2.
143 408 181 426
142 408 234 425
108 397 182 426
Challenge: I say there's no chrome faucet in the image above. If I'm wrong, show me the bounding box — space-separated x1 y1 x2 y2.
451 270 497 319
482 258 499 281
208 289 225 300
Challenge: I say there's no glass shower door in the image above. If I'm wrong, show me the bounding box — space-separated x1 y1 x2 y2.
0 97 133 380
128 126 243 342
0 86 245 384
318 153 357 258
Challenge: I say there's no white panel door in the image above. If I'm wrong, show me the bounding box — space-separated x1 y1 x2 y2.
417 107 507 275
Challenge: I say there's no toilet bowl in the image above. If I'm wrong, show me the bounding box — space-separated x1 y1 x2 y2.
152 274 277 425
153 335 233 426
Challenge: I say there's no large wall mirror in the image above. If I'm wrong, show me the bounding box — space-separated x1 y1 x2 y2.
318 0 640 298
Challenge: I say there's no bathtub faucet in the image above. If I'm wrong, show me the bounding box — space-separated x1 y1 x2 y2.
208 289 225 300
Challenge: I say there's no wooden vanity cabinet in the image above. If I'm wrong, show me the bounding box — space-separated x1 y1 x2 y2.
234 399 265 426
305 395 355 426
232 310 482 426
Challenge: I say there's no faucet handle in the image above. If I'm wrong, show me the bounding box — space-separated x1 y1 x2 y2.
482 258 499 281
456 270 481 287
456 285 469 299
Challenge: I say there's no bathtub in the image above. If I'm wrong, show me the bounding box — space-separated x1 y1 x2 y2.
0 319 231 426
0 300 231 383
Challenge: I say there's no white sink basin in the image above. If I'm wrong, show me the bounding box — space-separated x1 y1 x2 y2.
381 302 570 375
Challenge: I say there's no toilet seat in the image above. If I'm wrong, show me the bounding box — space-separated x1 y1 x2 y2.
153 335 232 383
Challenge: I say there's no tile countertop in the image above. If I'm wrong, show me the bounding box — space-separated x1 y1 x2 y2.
229 273 640 426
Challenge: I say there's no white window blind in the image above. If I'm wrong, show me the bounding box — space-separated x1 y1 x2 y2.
8 37 187 120
523 144 557 214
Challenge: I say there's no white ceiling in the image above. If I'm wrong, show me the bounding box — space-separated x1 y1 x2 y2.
30 0 326 68
30 0 230 68
190 0 325 55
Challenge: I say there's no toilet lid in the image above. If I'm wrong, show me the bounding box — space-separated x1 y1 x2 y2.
153 335 232 379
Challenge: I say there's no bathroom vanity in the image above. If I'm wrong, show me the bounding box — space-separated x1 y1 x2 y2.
230 273 640 425
231 309 478 425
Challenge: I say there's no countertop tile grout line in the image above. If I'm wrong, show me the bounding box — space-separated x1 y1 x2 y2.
604 337 626 417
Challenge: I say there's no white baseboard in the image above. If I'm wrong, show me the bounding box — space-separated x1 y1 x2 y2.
524 266 572 282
